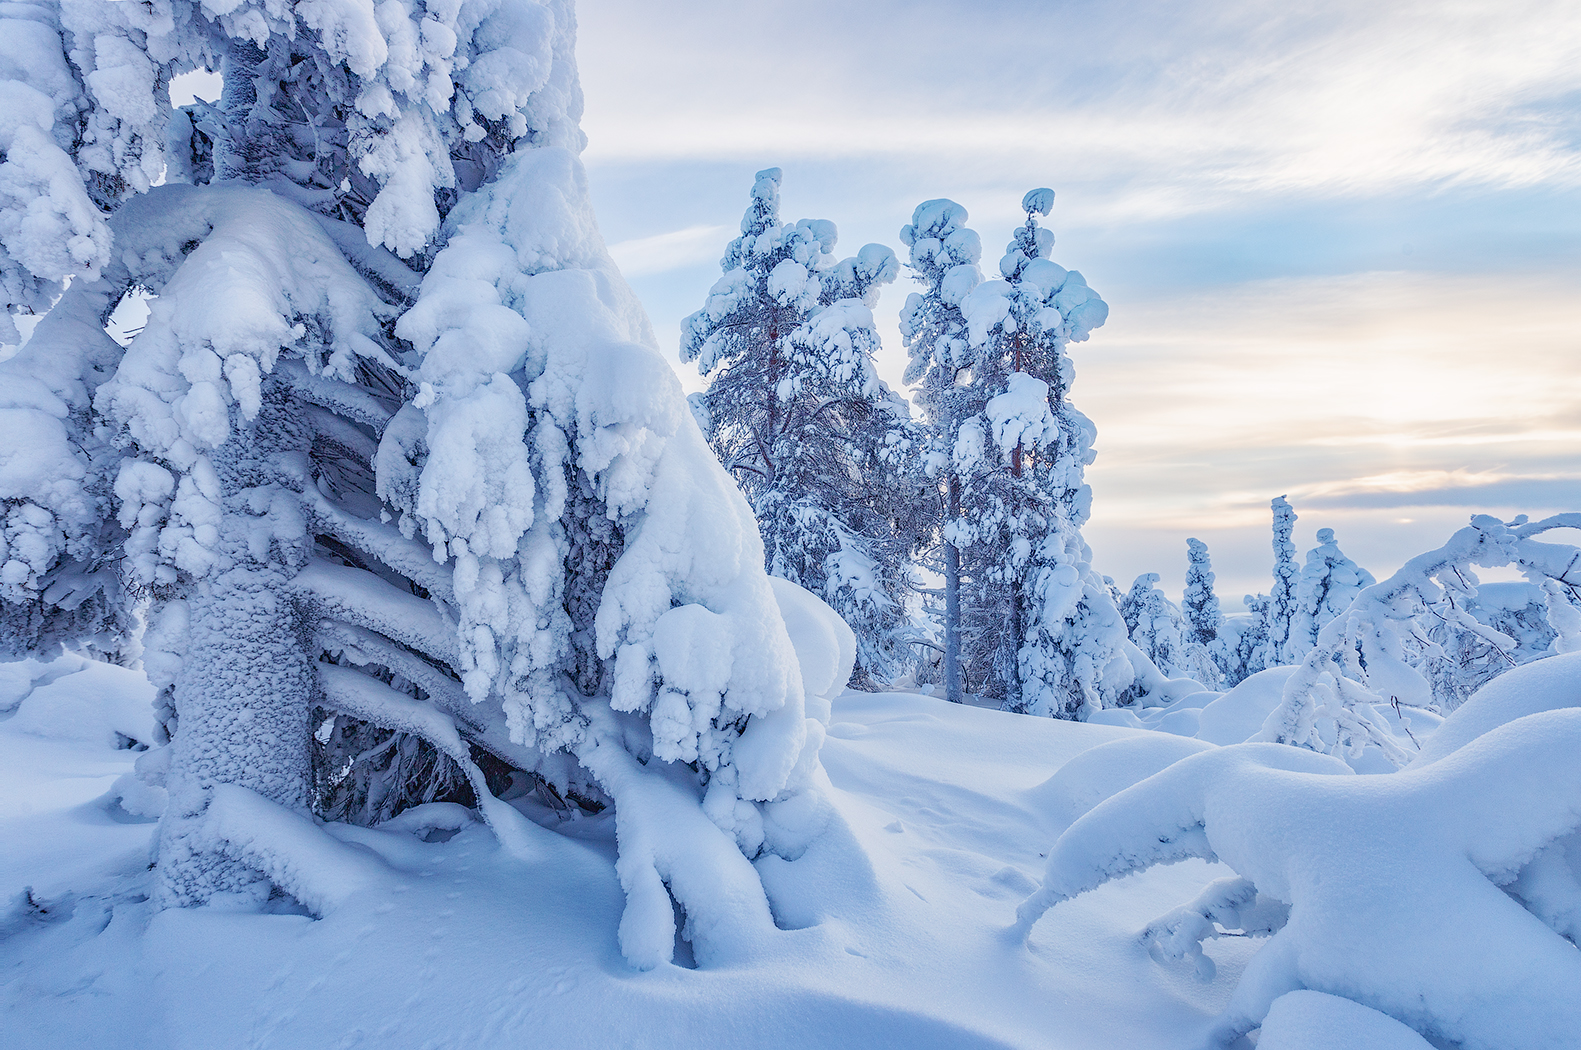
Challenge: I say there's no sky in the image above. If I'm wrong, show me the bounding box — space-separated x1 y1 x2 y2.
574 0 1581 602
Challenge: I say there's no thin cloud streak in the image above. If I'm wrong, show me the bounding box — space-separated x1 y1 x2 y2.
579 0 1581 220
607 224 733 277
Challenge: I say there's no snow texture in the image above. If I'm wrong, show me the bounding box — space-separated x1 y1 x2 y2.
1017 709 1581 1048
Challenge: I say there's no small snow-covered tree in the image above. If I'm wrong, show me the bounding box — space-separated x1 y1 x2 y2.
1121 572 1217 686
682 168 920 685
1183 537 1222 646
1262 514 1581 762
1265 495 1300 665
1287 527 1375 661
0 0 827 969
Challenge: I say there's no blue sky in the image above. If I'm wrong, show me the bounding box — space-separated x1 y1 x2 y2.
576 0 1581 601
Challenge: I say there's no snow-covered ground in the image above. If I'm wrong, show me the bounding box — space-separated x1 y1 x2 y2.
4 662 1260 1050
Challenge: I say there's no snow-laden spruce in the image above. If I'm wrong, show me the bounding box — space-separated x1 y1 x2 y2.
0 0 832 968
681 169 925 686
902 189 1124 715
1013 680 1581 1048
1119 573 1217 688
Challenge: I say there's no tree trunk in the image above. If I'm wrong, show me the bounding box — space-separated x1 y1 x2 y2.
156 385 316 907
944 475 963 704
157 563 315 906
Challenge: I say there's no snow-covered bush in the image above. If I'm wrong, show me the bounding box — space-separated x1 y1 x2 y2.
1260 514 1581 764
0 0 828 969
681 169 924 685
903 189 1123 716
1015 709 1581 1048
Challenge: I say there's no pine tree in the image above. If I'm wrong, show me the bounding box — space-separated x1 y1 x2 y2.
1265 495 1301 665
898 198 985 703
908 188 1119 716
0 0 821 968
681 168 920 685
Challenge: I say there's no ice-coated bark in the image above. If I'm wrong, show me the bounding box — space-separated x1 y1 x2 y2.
159 560 314 906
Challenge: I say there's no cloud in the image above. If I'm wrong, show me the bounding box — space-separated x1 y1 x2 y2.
607 224 733 277
578 0 1581 220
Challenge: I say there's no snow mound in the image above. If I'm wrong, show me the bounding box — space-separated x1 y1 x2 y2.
1017 711 1581 1048
1195 667 1295 745
769 576 857 718
1025 733 1213 830
5 660 156 748
1411 649 1581 766
1258 991 1433 1050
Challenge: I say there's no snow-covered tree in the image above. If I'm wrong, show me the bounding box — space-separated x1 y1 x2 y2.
1182 537 1222 646
1120 573 1217 686
1266 495 1300 664
946 189 1122 716
898 198 985 703
1287 527 1374 661
681 168 921 685
0 0 827 969
1262 514 1581 761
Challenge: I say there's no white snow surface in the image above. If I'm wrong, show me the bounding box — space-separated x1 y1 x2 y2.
1258 991 1434 1050
4 664 1280 1050
6 649 1581 1047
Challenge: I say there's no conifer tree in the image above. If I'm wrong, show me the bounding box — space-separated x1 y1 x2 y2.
0 0 821 968
682 168 920 684
1265 495 1301 665
898 198 984 703
906 188 1119 716
1183 537 1223 645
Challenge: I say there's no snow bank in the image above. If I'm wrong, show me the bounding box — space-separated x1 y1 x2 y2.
5 660 156 748
1258 991 1433 1050
1025 733 1213 830
1195 667 1294 745
1411 649 1581 766
1018 710 1581 1048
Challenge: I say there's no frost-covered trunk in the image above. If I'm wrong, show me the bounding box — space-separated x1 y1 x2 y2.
155 387 318 905
160 563 313 905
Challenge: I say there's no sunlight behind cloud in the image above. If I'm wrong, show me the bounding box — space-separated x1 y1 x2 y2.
1075 268 1581 595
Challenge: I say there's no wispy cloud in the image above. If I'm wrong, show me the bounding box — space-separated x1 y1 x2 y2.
607 224 733 277
579 0 1581 220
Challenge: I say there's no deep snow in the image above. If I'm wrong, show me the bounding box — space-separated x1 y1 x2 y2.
3 662 1258 1050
